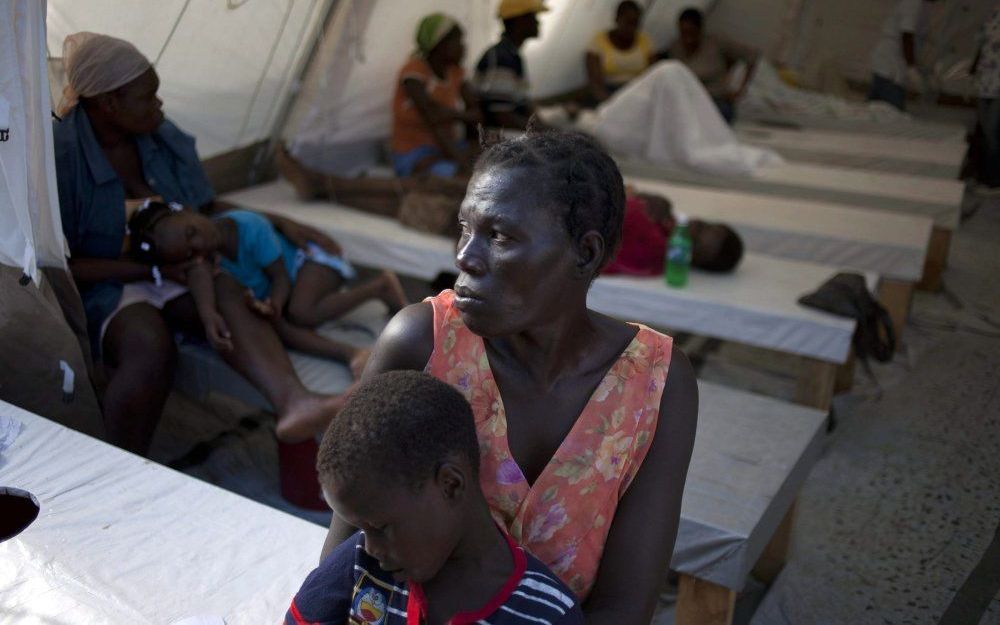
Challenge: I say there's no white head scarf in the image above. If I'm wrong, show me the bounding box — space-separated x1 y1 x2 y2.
57 32 152 116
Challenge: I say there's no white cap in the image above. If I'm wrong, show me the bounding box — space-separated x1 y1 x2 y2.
675 212 689 226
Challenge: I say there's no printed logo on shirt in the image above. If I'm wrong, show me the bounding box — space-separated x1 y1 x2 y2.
352 586 388 625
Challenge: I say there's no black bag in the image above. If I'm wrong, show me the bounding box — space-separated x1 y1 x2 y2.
799 272 895 363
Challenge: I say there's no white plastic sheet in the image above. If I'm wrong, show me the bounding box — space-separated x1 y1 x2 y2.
0 399 327 625
584 61 784 177
225 181 865 363
0 0 66 281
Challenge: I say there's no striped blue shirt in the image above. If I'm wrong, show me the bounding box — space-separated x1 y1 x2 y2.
286 531 583 625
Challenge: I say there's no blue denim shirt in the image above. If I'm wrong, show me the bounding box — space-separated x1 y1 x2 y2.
53 105 215 352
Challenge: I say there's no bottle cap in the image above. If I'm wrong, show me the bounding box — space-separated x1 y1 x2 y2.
675 212 689 226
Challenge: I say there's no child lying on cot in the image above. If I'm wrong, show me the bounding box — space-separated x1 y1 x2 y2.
605 190 744 275
127 201 409 375
286 371 584 625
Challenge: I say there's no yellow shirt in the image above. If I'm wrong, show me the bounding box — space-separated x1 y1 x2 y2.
588 31 654 86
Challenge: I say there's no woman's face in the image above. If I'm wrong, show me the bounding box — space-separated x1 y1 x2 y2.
435 27 466 67
678 19 702 52
110 67 164 135
153 211 221 263
454 167 586 338
616 7 641 39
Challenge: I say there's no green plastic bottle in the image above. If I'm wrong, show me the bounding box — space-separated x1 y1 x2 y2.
665 213 692 288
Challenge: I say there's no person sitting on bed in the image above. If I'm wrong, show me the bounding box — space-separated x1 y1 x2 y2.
127 202 410 439
667 7 759 124
605 191 744 275
585 1 657 106
392 13 481 178
287 370 584 625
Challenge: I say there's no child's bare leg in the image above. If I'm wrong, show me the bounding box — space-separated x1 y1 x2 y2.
287 263 410 327
274 317 359 364
213 273 343 442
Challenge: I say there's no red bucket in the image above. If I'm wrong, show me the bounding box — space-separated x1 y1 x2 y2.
278 438 327 510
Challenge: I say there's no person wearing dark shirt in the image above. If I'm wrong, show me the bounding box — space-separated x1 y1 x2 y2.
286 371 584 625
475 0 548 129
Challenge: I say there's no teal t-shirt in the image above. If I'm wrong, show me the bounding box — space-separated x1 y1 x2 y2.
216 210 299 300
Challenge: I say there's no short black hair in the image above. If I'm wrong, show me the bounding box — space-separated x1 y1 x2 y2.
697 225 744 272
617 1 642 18
474 130 626 274
678 7 704 28
316 371 480 491
126 201 175 263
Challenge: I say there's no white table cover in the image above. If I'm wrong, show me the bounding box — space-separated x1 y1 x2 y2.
0 400 327 624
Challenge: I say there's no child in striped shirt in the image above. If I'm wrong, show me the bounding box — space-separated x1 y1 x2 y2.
285 371 583 625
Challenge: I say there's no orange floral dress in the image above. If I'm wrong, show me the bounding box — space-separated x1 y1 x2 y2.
425 290 672 598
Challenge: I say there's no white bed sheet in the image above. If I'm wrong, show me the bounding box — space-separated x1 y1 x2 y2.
735 123 965 168
225 183 866 364
618 158 962 230
628 177 933 282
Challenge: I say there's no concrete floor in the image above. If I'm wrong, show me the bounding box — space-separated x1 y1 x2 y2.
151 192 1000 625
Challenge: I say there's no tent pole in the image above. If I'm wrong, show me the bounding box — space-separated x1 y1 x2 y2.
248 0 340 186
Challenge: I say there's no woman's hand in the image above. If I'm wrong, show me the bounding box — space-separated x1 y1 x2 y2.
203 310 234 353
275 217 341 256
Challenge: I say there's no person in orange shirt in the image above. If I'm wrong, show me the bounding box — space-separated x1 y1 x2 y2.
392 13 481 178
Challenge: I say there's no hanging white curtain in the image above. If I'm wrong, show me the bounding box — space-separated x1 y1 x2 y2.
0 0 66 282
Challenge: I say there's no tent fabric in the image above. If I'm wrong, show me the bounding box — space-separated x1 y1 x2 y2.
225 181 866 364
0 0 66 280
581 60 783 177
46 0 331 159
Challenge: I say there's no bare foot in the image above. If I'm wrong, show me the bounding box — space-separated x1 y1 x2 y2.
275 391 345 443
276 143 324 201
378 271 410 314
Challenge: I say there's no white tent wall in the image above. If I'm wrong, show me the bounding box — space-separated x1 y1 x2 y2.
284 0 713 175
1 0 103 438
46 0 332 160
0 0 66 280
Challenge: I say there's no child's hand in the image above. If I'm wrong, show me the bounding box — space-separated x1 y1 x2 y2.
204 311 233 353
244 290 277 319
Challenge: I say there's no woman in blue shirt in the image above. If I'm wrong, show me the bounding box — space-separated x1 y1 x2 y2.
54 33 346 454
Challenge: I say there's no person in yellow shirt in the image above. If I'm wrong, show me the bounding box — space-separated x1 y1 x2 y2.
585 1 657 105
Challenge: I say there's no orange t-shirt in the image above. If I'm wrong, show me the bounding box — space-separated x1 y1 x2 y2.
391 56 465 154
424 290 672 599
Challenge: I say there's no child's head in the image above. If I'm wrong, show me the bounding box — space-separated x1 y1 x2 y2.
317 371 481 583
127 201 220 264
